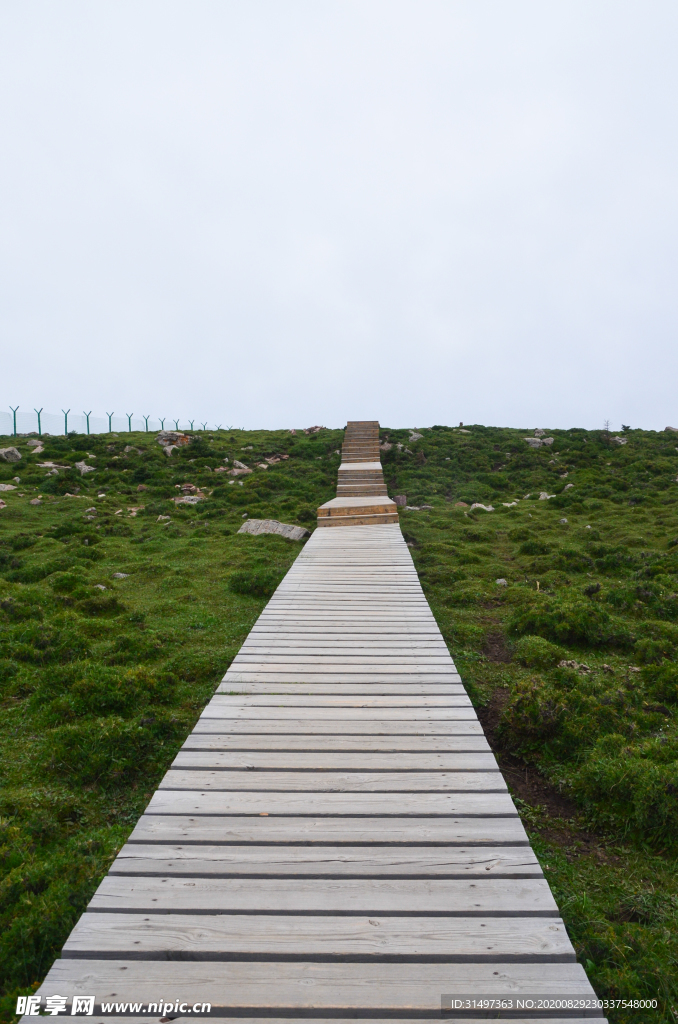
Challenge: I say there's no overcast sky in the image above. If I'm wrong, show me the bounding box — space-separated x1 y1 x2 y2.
1 0 677 434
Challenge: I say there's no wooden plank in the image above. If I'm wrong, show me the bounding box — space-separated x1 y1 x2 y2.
62 913 574 961
87 876 559 915
197 707 479 720
192 720 485 734
181 734 492 751
110 844 543 877
210 695 472 707
145 791 517 816
171 752 498 770
159 770 505 792
35 960 601 1014
216 683 465 695
129 814 529 845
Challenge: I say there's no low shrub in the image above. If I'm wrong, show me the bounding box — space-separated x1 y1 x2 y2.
228 569 282 599
514 634 565 669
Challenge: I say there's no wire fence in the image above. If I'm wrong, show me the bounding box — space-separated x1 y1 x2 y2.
0 409 231 437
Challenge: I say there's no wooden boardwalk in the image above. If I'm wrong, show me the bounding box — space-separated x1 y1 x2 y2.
30 422 604 1020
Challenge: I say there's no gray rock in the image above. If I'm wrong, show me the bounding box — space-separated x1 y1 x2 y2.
156 431 191 447
409 431 424 441
393 495 407 507
112 572 130 579
523 437 543 447
559 518 568 524
564 483 574 490
238 518 309 541
665 426 678 433
0 483 17 491
233 460 250 469
610 436 627 445
0 447 21 462
539 492 555 500
470 503 494 511
174 495 204 505
75 460 96 475
534 429 546 437
95 584 107 591
496 578 508 586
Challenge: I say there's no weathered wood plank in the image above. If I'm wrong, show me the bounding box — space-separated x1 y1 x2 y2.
34 960 601 1014
191 720 485 734
172 752 498 770
197 707 479 720
63 913 574 961
110 844 543 877
88 876 559 914
127 814 531 845
159 770 505 792
145 790 517 816
181 734 492 751
210 695 472 706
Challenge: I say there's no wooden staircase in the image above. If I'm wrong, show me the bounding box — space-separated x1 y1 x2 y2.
317 420 398 527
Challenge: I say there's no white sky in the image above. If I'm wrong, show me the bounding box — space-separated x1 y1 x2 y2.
1 0 677 433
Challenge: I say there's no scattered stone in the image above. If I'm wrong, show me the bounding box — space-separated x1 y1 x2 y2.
238 518 310 541
163 445 179 457
84 506 96 513
95 584 107 591
628 666 641 672
124 445 142 453
137 484 148 492
233 460 250 470
228 467 253 477
409 431 423 441
0 447 21 462
156 431 191 448
127 506 144 516
379 441 392 451
214 466 229 473
559 518 568 524
560 472 569 478
610 436 627 445
523 436 554 448
496 578 508 586
564 483 574 490
289 429 297 435
29 498 42 505
26 439 42 447
181 483 197 494
586 525 592 529
665 426 678 433
470 503 494 511
559 659 590 672
539 492 555 500
0 499 6 510
602 664 614 673
241 446 254 450
0 484 17 491
393 495 407 507
455 501 469 507
112 573 130 579
12 477 20 482
502 501 518 507
75 460 96 476
405 506 421 510
157 515 171 522
455 428 471 434
534 429 546 437
304 426 326 434
174 495 204 505
256 463 269 469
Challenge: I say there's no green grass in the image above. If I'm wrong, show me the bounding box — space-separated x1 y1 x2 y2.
1 422 678 1024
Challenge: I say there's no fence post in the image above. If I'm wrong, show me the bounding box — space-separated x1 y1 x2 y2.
173 419 180 430
201 422 207 430
189 420 195 430
10 406 19 436
106 412 114 432
83 411 92 435
62 409 70 436
216 424 222 430
126 413 133 432
34 408 43 436
159 418 165 430
143 416 150 432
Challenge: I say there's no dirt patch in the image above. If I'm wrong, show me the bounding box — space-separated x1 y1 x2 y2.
477 687 606 856
482 631 512 663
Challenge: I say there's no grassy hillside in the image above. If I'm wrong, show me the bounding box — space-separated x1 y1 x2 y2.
1 422 677 1023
